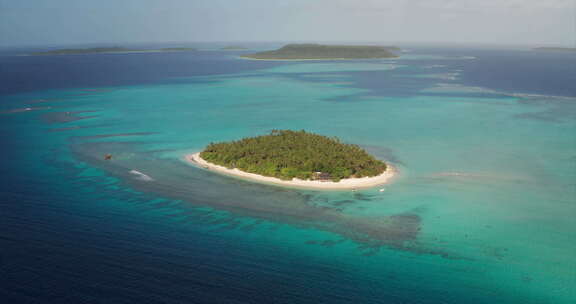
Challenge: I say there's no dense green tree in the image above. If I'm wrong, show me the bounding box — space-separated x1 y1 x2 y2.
200 130 387 182
241 44 399 60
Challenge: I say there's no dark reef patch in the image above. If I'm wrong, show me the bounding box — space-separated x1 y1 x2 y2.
68 140 459 259
340 214 421 247
515 96 576 122
332 200 356 207
353 192 375 201
76 132 157 140
42 110 99 124
1 106 51 114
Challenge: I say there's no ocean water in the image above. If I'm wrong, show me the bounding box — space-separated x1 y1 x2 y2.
1 45 575 304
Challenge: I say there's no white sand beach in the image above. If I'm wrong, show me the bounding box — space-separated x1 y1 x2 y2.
185 153 396 190
238 56 378 61
237 56 352 61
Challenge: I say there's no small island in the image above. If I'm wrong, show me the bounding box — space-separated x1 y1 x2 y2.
30 47 197 56
158 47 197 52
185 130 395 190
241 44 400 60
221 46 248 50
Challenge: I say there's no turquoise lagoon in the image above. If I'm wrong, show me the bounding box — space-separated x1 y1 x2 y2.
1 49 575 303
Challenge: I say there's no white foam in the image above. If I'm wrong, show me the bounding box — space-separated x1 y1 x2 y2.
423 64 447 69
129 170 154 181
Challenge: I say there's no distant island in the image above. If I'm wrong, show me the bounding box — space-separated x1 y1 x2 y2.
241 44 400 60
158 47 197 52
186 130 395 190
30 47 197 56
221 46 248 50
533 47 576 52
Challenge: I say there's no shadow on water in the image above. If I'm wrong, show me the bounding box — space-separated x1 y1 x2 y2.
42 110 99 123
362 145 405 166
1 106 52 114
514 95 576 122
69 140 460 259
49 123 114 132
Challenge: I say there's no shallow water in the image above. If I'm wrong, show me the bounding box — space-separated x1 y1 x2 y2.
1 45 575 303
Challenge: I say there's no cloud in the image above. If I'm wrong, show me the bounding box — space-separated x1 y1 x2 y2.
0 0 573 46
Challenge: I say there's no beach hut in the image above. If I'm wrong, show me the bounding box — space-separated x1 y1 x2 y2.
312 171 332 181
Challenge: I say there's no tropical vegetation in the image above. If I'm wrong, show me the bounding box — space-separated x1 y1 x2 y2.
241 44 399 60
200 130 387 182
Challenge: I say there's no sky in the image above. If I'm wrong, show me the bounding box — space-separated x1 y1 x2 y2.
0 0 574 47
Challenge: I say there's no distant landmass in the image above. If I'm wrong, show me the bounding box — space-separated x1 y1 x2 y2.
533 47 576 52
221 46 248 50
241 44 400 60
158 47 197 52
30 47 197 56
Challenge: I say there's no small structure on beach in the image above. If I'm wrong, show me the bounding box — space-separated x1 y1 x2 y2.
312 171 332 182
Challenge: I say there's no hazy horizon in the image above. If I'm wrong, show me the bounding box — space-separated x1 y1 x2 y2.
1 0 574 47
1 40 573 49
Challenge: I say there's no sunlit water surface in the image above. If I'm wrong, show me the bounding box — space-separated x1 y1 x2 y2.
1 46 575 303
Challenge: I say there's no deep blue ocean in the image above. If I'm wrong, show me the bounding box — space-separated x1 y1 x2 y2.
1 43 575 304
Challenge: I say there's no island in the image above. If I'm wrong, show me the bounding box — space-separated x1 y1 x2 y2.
157 47 197 52
221 46 248 50
185 130 395 190
533 47 576 52
30 47 197 56
240 44 400 60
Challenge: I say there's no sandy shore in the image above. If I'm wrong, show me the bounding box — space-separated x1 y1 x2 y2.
185 153 396 190
237 56 396 61
239 56 354 61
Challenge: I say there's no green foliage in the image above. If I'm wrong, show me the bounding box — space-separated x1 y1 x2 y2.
159 47 196 51
242 44 399 60
200 130 387 182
